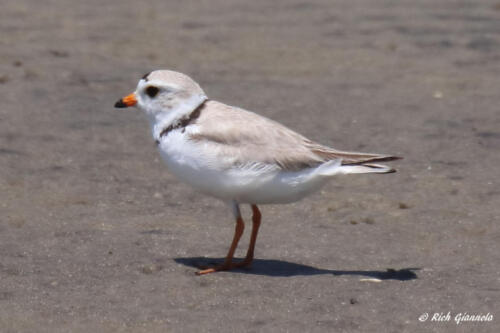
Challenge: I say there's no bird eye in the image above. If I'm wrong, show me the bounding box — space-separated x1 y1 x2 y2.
145 86 159 98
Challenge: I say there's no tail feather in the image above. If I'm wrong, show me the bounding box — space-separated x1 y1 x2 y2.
311 147 402 166
338 163 396 174
341 156 401 165
314 160 398 177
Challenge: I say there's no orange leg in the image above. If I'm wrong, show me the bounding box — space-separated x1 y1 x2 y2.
196 216 245 275
236 204 261 268
196 204 262 275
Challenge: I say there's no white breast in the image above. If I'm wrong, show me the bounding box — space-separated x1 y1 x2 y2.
156 130 330 204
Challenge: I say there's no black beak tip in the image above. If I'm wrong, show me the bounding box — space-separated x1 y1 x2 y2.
114 99 127 108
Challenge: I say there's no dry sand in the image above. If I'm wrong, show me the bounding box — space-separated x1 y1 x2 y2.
1 1 499 332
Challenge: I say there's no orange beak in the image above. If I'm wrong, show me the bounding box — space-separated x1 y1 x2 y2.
114 93 137 108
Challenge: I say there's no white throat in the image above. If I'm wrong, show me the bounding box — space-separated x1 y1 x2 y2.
149 94 207 141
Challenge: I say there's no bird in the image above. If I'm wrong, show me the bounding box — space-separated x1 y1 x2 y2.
115 70 401 275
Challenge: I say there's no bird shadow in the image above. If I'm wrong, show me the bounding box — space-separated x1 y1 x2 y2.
174 257 419 280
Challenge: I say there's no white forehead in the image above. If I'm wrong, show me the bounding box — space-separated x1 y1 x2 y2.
138 70 204 93
137 78 182 91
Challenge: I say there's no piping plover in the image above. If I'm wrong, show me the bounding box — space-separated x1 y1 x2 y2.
115 70 401 275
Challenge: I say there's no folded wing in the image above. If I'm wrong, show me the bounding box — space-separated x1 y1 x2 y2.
188 101 401 173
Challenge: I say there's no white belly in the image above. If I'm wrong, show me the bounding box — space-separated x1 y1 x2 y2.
157 132 328 204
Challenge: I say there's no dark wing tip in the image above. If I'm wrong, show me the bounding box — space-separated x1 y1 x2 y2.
373 156 403 163
341 155 403 166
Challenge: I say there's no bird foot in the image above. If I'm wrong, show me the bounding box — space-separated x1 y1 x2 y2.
195 259 253 275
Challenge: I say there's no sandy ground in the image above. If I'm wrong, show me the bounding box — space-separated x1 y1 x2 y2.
1 0 499 332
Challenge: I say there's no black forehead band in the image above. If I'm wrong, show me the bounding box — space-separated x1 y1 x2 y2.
142 72 151 81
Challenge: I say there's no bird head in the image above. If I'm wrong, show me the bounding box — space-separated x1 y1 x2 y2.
115 70 207 120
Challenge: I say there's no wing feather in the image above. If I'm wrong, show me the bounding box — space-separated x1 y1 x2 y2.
188 101 400 171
